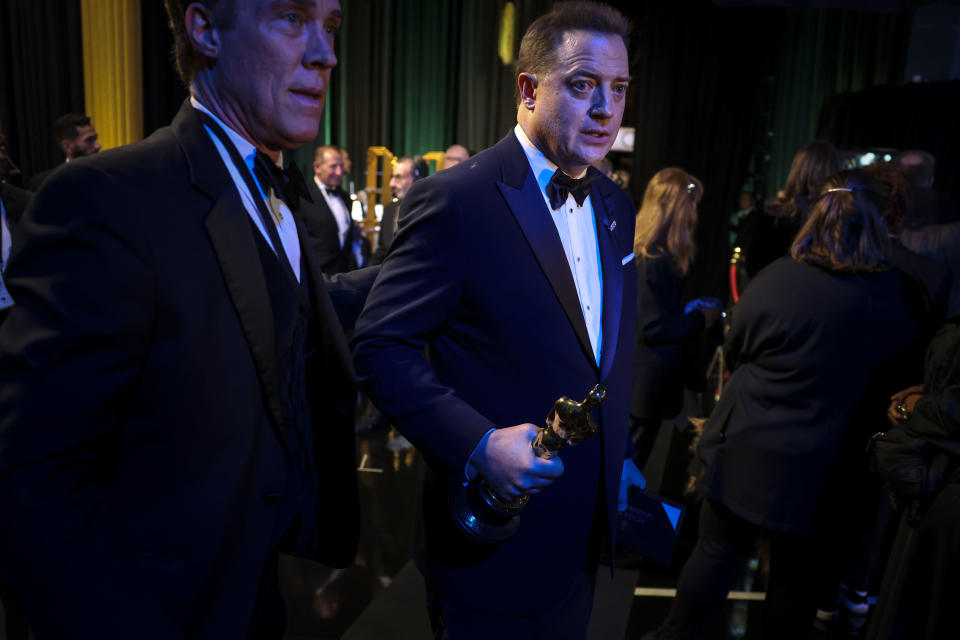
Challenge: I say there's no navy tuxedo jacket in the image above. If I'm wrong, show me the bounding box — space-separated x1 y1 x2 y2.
0 102 360 637
353 131 637 614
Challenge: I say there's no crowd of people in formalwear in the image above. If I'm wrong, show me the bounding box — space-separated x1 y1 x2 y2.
638 143 959 639
0 1 958 639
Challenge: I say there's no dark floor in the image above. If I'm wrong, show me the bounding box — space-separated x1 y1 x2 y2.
0 419 877 640
268 418 879 640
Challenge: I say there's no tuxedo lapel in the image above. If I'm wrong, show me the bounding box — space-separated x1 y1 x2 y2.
172 101 286 442
494 134 594 366
592 179 624 381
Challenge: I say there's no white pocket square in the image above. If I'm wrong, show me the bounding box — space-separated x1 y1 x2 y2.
621 253 635 266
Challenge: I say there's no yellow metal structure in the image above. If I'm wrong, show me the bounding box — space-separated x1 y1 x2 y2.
422 151 445 174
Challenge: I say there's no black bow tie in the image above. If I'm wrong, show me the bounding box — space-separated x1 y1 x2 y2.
546 168 598 210
253 151 313 213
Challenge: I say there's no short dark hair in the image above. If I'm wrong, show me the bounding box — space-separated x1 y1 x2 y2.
398 156 429 180
52 113 92 143
164 0 234 85
516 1 630 104
790 170 890 274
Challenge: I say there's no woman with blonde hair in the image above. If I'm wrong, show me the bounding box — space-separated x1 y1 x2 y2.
631 168 720 468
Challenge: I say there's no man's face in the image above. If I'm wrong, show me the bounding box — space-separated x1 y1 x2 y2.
521 30 629 176
738 192 755 211
340 149 352 174
390 160 414 200
444 145 468 168
213 0 342 151
63 125 100 158
314 149 343 190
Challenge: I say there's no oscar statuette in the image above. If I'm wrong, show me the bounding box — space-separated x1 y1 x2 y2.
449 384 607 543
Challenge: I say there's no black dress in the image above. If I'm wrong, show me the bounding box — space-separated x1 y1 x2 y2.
630 249 705 465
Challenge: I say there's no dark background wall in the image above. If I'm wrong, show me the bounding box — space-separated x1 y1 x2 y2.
0 0 85 178
3 0 958 301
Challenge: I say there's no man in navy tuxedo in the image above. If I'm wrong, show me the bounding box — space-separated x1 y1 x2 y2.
0 0 360 637
353 2 642 636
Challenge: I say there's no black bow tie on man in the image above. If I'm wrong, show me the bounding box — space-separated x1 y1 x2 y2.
545 167 599 210
253 150 313 214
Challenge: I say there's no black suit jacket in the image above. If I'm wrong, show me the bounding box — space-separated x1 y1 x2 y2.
25 167 56 192
0 102 360 637
353 131 637 614
0 182 32 236
371 200 399 265
697 257 920 535
303 180 368 274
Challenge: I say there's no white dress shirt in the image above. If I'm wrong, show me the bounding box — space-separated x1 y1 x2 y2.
191 97 301 282
514 124 603 365
314 176 351 248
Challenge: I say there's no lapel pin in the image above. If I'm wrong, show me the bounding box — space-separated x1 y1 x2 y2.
607 219 617 232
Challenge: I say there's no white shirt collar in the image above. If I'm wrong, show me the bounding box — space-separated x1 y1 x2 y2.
191 96 262 167
514 123 588 195
314 176 336 195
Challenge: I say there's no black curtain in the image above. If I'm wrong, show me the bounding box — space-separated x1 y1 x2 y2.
454 0 527 153
628 0 783 301
141 0 187 138
0 0 84 181
817 80 960 199
766 8 913 197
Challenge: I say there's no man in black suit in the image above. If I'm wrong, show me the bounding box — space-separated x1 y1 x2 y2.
305 144 369 273
25 113 101 191
0 0 360 637
0 134 31 272
0 181 30 301
0 131 31 319
353 2 641 636
0 131 30 640
370 155 427 265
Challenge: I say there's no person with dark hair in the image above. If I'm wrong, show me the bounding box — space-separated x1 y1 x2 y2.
0 0 364 637
810 164 944 625
0 132 24 188
354 1 638 636
26 113 101 191
370 155 427 264
305 144 369 273
443 144 470 169
644 171 921 640
0 132 31 274
729 190 757 248
740 139 842 277
867 315 960 640
631 168 720 468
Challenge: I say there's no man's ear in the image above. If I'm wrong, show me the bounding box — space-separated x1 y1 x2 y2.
185 2 220 60
313 160 322 173
59 139 72 157
518 73 538 111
